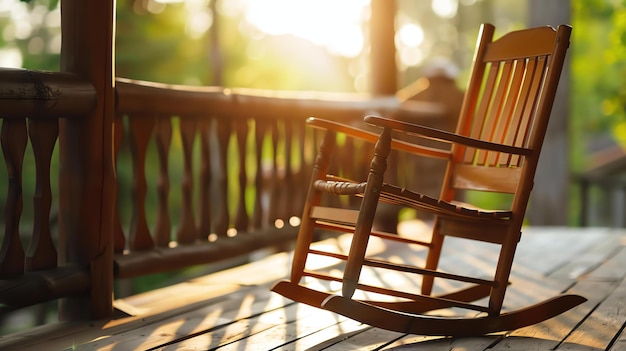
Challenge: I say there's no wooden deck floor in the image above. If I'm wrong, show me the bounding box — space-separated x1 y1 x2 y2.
2 225 626 351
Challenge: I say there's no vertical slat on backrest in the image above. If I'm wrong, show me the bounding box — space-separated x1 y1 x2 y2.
511 56 548 166
154 117 172 247
463 63 500 164
476 60 513 165
0 119 27 278
490 59 526 166
215 118 231 236
234 118 249 232
129 116 155 251
176 117 197 243
25 118 59 271
500 58 537 166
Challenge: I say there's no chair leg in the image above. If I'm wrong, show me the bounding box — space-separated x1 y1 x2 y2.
421 219 445 295
342 128 392 298
488 228 522 314
290 130 336 283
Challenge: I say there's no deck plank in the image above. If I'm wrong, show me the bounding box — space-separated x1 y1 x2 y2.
320 327 406 351
585 245 626 282
382 335 501 350
208 306 347 351
2 227 625 351
280 318 370 351
514 227 614 276
550 232 622 280
70 287 281 351
611 329 626 351
560 263 626 350
490 280 617 350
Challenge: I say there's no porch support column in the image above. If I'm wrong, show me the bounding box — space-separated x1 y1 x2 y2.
370 0 397 95
59 0 116 319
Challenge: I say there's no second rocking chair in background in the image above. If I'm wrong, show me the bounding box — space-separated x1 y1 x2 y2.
272 23 584 336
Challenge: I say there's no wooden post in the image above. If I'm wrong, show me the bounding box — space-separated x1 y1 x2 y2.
526 0 570 225
58 0 115 320
370 0 397 96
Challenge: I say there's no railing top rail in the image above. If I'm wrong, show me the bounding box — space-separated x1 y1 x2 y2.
0 68 96 119
115 77 446 121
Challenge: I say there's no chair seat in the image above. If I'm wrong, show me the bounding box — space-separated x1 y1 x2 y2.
315 177 512 220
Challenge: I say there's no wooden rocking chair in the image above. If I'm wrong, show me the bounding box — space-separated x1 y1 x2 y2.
272 23 583 336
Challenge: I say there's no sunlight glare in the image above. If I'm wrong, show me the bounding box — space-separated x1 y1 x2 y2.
185 10 213 39
274 219 285 229
396 23 426 68
289 216 301 227
241 0 369 58
432 0 458 19
397 23 424 48
0 47 22 68
0 0 17 12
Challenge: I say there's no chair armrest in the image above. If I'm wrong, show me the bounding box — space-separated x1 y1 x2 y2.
364 115 533 156
306 117 451 160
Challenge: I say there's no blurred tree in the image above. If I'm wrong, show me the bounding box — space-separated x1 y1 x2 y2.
571 0 623 164
115 0 210 85
595 2 626 147
0 0 60 69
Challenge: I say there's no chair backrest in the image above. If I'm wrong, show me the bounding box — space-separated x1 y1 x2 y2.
444 24 571 207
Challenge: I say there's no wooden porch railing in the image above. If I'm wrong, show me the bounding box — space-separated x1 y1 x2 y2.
577 145 626 227
0 67 459 328
0 68 96 313
113 78 396 279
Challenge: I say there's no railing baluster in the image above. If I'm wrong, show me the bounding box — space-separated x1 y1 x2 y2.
154 117 172 247
234 119 249 232
253 120 267 229
294 120 308 216
113 114 126 253
176 117 197 243
268 122 279 226
25 118 59 271
283 120 294 219
129 115 155 250
196 119 211 240
215 118 231 236
0 119 27 278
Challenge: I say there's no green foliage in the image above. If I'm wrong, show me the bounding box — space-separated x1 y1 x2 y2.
115 0 210 84
571 0 626 158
